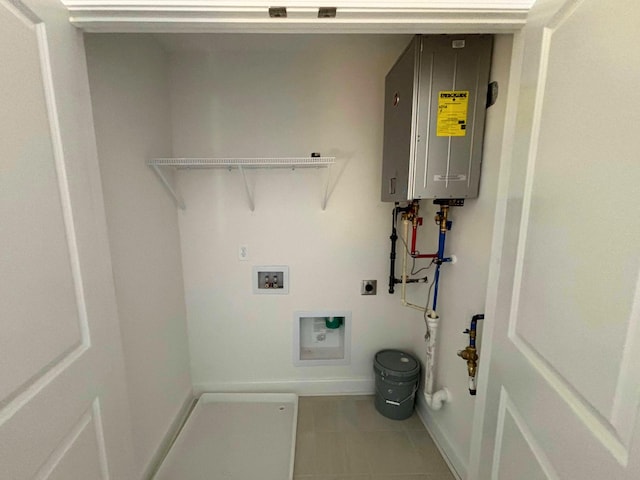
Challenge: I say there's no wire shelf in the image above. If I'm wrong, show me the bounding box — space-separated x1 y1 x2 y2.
147 156 337 211
147 157 335 169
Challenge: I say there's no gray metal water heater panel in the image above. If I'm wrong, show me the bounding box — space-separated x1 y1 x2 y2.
381 39 419 202
381 35 493 202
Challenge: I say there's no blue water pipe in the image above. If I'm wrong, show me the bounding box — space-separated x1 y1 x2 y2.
431 205 453 312
432 266 442 311
468 314 484 348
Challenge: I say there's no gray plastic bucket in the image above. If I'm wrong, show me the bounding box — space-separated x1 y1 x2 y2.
373 349 420 420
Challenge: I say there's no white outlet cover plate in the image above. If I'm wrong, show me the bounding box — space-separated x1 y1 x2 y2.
239 245 249 261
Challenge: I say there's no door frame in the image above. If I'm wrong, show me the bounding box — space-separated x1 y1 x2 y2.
0 0 136 477
466 27 526 479
61 0 532 34
469 0 640 476
59 2 534 479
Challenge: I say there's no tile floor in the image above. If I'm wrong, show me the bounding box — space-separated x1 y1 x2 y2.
294 395 456 480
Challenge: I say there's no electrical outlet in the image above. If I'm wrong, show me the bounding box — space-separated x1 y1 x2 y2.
361 280 377 295
238 245 249 261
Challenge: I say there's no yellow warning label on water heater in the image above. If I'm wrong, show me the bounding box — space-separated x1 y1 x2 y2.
437 90 469 136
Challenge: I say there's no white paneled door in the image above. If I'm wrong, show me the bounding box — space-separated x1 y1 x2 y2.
0 0 134 478
472 0 640 479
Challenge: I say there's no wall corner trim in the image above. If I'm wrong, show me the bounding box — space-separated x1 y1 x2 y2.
141 389 195 480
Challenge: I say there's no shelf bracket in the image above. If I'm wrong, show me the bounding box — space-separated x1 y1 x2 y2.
238 166 255 212
150 164 185 210
321 163 332 211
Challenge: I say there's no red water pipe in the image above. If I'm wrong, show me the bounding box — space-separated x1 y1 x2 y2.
411 217 438 259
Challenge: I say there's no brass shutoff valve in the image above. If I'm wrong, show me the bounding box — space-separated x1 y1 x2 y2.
460 314 484 395
457 346 478 378
402 200 421 224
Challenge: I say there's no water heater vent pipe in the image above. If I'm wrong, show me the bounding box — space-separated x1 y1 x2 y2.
400 218 450 410
424 312 450 410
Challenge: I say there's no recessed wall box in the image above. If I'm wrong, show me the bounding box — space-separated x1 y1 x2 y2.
381 35 493 201
253 265 289 294
293 311 351 366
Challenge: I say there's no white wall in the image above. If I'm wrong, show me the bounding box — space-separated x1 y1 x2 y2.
165 34 429 394
84 31 511 479
411 34 513 479
85 34 193 479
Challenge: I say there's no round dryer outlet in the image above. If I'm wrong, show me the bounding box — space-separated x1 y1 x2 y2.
361 280 377 295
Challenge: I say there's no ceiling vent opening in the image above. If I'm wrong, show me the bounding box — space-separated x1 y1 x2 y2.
268 7 287 18
318 7 337 18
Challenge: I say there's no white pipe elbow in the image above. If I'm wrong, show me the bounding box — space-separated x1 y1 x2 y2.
424 388 450 411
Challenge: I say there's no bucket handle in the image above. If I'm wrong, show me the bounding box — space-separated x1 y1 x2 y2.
376 383 418 406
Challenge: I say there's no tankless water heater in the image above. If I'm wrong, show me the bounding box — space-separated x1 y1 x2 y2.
381 35 493 202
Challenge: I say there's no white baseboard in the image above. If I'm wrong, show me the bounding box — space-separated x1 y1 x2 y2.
415 396 468 480
142 389 195 480
193 377 375 396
